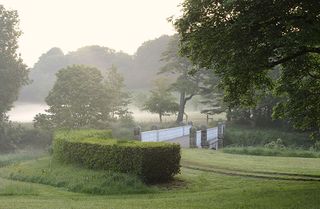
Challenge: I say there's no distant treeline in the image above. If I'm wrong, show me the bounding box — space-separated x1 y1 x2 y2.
19 35 172 103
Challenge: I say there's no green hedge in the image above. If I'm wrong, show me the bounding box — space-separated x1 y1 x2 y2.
53 130 181 183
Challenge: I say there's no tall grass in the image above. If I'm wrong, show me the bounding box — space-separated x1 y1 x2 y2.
0 157 155 195
0 182 38 196
0 151 45 168
224 125 313 148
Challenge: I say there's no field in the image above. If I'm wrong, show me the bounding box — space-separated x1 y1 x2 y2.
0 149 319 209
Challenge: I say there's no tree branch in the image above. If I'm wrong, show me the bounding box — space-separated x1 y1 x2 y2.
184 94 195 103
268 47 320 67
307 70 320 80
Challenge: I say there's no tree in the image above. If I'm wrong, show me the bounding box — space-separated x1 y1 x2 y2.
160 35 201 123
19 48 67 103
0 5 28 120
143 79 179 123
198 71 227 119
35 65 111 129
174 0 320 134
104 65 130 119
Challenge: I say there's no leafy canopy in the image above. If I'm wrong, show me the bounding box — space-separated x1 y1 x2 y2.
174 0 320 134
35 65 131 129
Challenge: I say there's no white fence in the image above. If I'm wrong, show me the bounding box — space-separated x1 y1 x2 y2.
195 128 219 148
141 125 192 142
196 130 201 147
207 127 218 141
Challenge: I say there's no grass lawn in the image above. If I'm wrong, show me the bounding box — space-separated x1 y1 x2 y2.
0 149 319 209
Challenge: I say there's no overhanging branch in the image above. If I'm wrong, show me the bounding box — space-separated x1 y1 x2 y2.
268 47 320 68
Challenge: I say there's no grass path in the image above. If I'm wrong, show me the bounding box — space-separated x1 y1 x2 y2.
181 149 320 177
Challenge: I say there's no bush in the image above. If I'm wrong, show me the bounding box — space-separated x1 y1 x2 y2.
53 130 180 183
19 129 52 149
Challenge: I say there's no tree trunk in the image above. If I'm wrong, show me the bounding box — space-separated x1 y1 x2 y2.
176 91 186 124
159 113 163 123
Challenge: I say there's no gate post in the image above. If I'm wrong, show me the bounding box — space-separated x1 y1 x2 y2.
133 126 141 141
189 126 197 148
201 125 208 148
217 122 225 149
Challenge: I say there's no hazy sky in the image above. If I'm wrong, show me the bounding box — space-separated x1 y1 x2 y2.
0 0 182 67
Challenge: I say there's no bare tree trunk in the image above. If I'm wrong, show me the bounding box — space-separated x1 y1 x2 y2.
159 113 163 123
176 91 186 124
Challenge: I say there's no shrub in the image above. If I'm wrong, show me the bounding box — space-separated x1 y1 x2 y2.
53 130 180 183
264 138 286 149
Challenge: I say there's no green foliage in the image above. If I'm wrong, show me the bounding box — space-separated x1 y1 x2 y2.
273 55 320 137
53 130 181 183
34 65 132 130
34 65 109 129
174 0 320 132
223 146 320 158
0 5 28 117
224 125 313 148
0 118 52 153
143 78 179 123
104 65 131 119
264 138 285 149
0 157 152 195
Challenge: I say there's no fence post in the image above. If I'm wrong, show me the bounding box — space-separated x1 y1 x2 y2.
133 126 141 141
189 126 197 148
217 122 225 149
201 125 208 148
150 125 159 142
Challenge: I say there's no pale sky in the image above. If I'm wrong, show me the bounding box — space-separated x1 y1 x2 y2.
0 0 183 67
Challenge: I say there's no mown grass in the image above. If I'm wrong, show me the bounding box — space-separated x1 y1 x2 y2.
0 157 154 195
223 146 320 158
181 149 320 176
0 167 319 209
0 149 320 208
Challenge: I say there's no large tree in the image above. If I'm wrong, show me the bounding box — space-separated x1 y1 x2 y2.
0 5 28 120
35 65 111 129
174 0 320 134
161 35 202 123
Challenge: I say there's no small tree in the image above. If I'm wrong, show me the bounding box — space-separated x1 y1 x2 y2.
143 79 179 123
104 65 130 119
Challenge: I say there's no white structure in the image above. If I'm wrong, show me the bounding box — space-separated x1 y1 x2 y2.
141 125 192 142
140 123 224 149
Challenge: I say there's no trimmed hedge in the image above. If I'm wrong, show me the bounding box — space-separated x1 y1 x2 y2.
53 130 181 183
